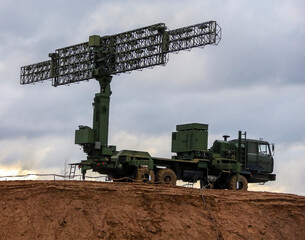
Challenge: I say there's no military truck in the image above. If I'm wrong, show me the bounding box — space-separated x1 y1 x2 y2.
20 21 276 190
75 123 276 190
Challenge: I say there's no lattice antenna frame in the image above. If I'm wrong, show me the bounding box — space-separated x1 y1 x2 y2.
20 21 221 87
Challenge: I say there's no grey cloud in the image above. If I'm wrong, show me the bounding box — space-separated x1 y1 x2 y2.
0 0 304 195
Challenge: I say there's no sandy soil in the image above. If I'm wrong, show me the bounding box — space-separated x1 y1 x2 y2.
0 181 304 240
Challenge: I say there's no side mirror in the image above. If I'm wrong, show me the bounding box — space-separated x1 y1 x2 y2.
272 144 275 156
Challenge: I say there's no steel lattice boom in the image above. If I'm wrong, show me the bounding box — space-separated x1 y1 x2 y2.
20 21 221 86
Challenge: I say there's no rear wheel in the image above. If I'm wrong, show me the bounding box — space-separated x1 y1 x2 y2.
156 168 177 185
228 174 248 191
135 167 155 183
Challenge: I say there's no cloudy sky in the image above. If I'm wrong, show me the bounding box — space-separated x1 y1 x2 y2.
0 0 304 195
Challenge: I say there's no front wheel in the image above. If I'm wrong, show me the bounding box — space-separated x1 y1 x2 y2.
156 168 177 185
228 174 248 191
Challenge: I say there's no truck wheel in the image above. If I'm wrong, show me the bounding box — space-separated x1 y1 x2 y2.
228 174 248 191
156 168 177 185
135 167 155 183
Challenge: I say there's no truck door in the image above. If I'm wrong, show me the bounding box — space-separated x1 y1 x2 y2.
246 141 259 171
246 141 273 173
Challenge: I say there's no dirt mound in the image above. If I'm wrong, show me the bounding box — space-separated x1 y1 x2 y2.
0 181 304 240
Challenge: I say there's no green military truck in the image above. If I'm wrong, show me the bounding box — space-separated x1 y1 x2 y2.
20 21 276 190
75 123 276 190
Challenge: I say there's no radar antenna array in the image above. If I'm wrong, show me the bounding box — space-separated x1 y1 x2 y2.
20 21 221 86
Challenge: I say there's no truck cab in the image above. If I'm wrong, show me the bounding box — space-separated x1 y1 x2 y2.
229 139 276 183
246 139 274 173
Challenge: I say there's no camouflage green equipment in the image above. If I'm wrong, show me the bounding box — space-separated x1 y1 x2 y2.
20 21 275 189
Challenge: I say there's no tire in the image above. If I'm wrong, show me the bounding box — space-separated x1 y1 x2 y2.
156 168 177 185
135 167 155 183
214 177 228 190
228 174 248 191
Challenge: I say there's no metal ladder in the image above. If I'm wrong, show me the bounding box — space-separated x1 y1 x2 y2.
68 164 77 179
